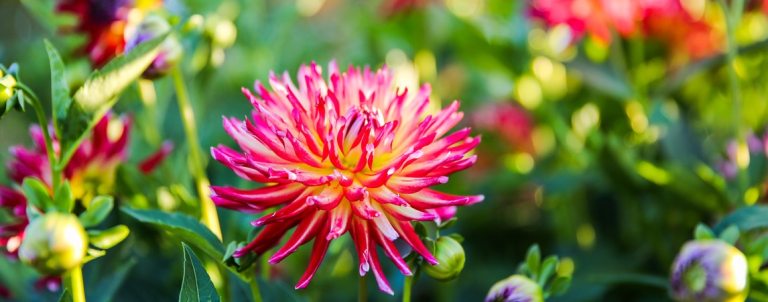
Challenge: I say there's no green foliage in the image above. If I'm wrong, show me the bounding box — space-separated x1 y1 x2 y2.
58 33 169 167
78 196 114 228
179 243 220 302
88 225 130 250
43 40 71 137
121 207 224 261
21 178 53 212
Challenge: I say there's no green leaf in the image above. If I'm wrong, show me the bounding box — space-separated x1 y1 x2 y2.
60 33 169 167
58 288 72 302
87 257 137 302
53 181 75 213
121 207 224 260
538 255 559 286
548 276 572 297
88 225 130 250
566 57 633 100
526 244 541 279
713 206 768 233
43 40 71 137
718 225 740 245
694 223 715 240
22 178 53 212
79 196 114 227
180 243 221 302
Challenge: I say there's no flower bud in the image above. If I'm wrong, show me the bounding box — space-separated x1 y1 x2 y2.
206 16 237 48
485 275 544 302
670 240 748 302
424 236 465 281
0 71 17 105
18 213 88 275
125 14 182 79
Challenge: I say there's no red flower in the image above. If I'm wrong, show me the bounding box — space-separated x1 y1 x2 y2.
212 62 482 293
472 102 535 155
56 0 135 66
0 187 27 257
528 0 721 58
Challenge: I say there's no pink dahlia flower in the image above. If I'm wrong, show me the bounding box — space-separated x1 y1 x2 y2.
211 62 483 293
0 187 27 257
8 114 131 198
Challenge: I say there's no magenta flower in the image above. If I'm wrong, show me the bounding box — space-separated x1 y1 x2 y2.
0 187 27 257
8 114 130 199
211 62 483 293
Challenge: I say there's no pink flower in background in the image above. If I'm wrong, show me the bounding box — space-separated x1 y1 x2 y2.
0 187 27 257
528 0 721 58
8 114 131 198
472 102 535 155
212 62 483 293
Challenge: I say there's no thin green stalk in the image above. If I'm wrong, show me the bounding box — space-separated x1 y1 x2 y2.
250 276 263 302
27 92 60 189
65 265 86 302
358 275 368 302
402 261 420 302
719 0 747 204
170 67 222 239
171 67 229 300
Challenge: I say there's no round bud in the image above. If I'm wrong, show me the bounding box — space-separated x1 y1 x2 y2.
485 275 544 302
424 236 465 281
18 213 88 275
206 16 237 48
0 73 17 105
125 14 183 79
670 240 748 302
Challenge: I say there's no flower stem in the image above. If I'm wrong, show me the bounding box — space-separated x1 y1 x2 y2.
65 265 86 302
402 275 413 302
171 67 229 299
719 0 745 138
358 275 367 302
403 260 420 302
249 276 263 302
170 67 222 239
27 92 60 189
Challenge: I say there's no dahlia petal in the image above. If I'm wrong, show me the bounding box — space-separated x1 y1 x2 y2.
367 245 395 295
326 203 351 240
371 204 399 241
368 187 408 206
402 189 484 209
211 183 305 208
386 175 449 194
382 204 437 221
307 186 344 211
351 219 372 275
138 141 173 174
252 192 313 226
295 220 332 290
270 211 327 264
391 220 438 265
372 228 412 275
235 218 302 257
351 195 382 220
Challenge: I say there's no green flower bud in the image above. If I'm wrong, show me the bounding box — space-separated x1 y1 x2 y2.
18 213 88 275
0 71 17 105
424 236 465 281
206 16 237 48
485 275 544 302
